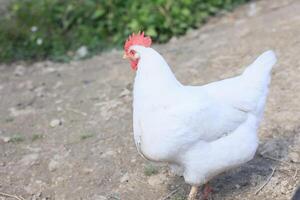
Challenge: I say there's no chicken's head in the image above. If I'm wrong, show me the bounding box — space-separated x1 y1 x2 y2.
123 32 152 70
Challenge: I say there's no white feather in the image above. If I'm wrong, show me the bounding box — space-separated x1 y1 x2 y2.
131 45 277 185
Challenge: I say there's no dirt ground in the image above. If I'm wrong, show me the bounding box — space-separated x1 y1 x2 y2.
0 0 300 199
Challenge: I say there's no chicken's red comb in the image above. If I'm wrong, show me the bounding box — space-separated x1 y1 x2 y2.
124 32 152 52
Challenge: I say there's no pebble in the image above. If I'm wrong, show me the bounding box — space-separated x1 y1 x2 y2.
119 88 131 97
0 136 11 143
17 80 34 90
14 65 26 76
31 192 42 200
9 107 35 117
100 150 116 158
289 152 300 163
93 195 107 200
34 86 45 97
48 159 59 172
50 119 62 127
43 67 56 73
20 153 39 166
248 2 257 17
281 180 289 186
82 167 94 175
280 186 287 194
26 146 42 153
53 176 65 185
120 173 129 183
53 81 63 89
75 46 88 59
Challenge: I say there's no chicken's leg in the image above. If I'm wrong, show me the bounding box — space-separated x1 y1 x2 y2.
188 185 198 200
202 183 213 200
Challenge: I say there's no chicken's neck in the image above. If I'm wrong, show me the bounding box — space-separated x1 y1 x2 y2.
133 54 181 102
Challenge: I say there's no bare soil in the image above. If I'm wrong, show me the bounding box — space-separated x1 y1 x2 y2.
0 0 299 199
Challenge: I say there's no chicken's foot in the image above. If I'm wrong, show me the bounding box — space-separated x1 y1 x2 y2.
188 185 198 200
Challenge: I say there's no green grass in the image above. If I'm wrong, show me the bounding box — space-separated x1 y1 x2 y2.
144 164 159 176
0 0 248 62
10 134 24 143
80 133 94 140
31 134 43 141
171 194 185 200
5 117 14 122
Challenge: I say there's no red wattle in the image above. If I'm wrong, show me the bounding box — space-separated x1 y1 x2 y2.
130 60 138 71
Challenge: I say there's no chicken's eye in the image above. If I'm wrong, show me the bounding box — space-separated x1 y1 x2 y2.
129 50 135 56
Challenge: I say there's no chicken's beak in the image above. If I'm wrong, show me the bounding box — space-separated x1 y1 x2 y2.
123 53 128 59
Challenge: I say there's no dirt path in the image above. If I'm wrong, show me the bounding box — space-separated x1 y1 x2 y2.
0 0 299 199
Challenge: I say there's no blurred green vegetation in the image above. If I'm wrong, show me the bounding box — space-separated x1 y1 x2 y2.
0 0 247 62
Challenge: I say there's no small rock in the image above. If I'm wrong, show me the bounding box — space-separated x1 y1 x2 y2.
48 159 59 172
120 173 129 183
26 146 42 153
20 153 39 166
55 99 63 104
235 184 241 189
14 65 26 76
147 174 167 186
247 2 257 17
53 176 65 185
281 180 289 187
0 136 10 143
75 46 88 59
93 195 107 200
9 107 35 117
43 67 56 73
100 150 116 158
119 88 131 97
34 86 45 97
50 119 62 127
289 152 300 163
280 186 287 194
53 81 63 89
32 192 42 200
271 193 278 198
82 167 94 175
17 80 34 90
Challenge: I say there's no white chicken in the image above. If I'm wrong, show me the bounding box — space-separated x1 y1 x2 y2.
123 32 277 200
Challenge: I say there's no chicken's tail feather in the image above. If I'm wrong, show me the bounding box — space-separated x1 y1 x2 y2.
241 50 277 118
243 50 277 78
